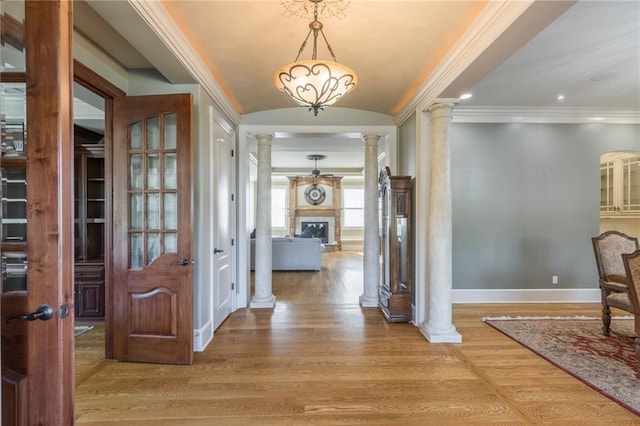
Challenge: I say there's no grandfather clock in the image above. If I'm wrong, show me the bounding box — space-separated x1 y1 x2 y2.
378 167 412 322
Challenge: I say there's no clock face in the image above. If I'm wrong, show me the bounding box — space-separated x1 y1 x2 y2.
304 184 326 205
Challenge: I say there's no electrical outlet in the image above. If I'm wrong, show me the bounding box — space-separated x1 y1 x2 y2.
552 275 558 284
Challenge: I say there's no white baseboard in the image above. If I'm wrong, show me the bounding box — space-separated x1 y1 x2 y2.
452 288 601 304
193 320 214 352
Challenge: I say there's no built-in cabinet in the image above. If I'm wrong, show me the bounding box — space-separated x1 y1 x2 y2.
600 152 640 217
74 142 106 318
378 167 412 322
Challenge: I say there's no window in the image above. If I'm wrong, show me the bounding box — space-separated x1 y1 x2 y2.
343 188 364 227
271 187 287 228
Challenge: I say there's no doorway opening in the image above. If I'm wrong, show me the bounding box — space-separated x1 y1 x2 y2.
73 78 108 382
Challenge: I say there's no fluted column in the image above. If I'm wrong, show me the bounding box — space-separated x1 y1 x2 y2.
360 134 381 307
251 134 276 308
419 101 461 343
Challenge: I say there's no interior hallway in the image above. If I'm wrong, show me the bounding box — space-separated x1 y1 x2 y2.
74 251 637 424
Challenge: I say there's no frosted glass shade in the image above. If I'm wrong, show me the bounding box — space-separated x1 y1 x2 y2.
274 59 357 116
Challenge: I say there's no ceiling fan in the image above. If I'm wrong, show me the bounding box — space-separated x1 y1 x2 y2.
306 154 333 177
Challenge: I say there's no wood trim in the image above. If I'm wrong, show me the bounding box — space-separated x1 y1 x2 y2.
1 369 27 426
2 291 29 426
73 60 125 98
73 59 121 360
74 124 103 144
0 73 26 83
294 208 340 217
1 12 24 51
25 1 74 423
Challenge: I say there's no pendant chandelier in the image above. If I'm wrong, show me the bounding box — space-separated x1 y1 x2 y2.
274 0 357 116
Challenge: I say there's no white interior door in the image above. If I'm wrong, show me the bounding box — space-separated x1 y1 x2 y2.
212 111 235 330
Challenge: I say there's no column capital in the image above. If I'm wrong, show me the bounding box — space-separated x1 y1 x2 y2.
254 133 273 144
361 134 382 146
427 98 459 116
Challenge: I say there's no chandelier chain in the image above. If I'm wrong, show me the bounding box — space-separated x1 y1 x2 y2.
294 29 314 62
274 0 357 115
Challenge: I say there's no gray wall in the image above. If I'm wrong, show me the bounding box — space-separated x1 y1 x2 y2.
451 122 640 290
398 112 417 177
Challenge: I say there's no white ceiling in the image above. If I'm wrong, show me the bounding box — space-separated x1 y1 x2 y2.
454 0 640 110
4 1 639 175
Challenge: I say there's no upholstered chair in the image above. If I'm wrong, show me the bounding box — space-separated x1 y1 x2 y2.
622 249 640 365
591 231 639 336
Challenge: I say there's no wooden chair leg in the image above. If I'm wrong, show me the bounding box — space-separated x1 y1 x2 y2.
602 302 611 336
635 315 640 366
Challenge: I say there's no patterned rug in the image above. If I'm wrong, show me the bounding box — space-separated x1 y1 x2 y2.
483 316 639 415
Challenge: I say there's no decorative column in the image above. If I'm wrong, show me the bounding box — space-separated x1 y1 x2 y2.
360 134 381 307
419 101 461 343
251 134 276 308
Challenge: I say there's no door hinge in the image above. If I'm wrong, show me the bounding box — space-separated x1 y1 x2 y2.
231 149 234 157
231 282 235 290
231 194 234 201
231 238 235 246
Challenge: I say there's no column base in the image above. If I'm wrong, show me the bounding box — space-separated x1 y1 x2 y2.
359 294 378 308
419 321 462 343
250 295 276 309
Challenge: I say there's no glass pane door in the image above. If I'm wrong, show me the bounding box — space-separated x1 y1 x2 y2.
128 113 179 269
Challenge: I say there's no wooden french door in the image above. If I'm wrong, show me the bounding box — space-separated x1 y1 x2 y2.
1 2 75 424
113 94 194 365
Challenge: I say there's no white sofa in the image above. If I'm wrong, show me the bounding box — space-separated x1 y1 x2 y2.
250 237 324 271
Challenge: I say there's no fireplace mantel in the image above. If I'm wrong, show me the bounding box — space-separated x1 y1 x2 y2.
288 176 343 248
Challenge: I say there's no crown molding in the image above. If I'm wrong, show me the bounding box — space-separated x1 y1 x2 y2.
129 0 241 125
452 106 640 124
394 0 534 126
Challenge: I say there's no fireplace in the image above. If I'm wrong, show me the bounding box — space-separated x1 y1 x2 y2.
301 221 329 243
288 176 343 250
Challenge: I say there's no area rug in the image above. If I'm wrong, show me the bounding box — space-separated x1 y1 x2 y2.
483 316 639 415
74 325 94 337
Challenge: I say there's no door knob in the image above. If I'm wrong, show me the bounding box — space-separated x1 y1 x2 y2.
170 258 191 266
214 248 224 254
6 304 54 323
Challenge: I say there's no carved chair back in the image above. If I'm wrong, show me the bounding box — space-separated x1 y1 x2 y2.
623 250 640 313
592 231 639 283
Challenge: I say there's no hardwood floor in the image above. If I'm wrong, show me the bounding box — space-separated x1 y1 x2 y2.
75 252 639 424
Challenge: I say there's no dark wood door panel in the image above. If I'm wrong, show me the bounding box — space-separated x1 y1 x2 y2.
113 93 193 365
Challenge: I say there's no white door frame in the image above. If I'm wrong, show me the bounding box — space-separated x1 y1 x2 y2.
236 124 397 308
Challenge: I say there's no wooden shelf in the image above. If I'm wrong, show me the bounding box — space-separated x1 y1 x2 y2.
74 139 106 319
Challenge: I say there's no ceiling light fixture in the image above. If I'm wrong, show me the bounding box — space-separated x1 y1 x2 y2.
274 0 357 116
557 94 565 101
306 154 327 177
459 93 472 100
